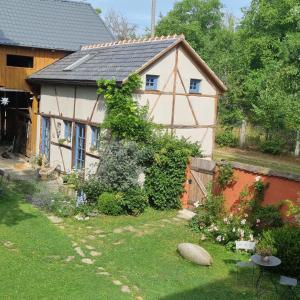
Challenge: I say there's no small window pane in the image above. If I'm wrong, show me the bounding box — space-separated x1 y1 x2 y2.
189 79 201 93
64 121 72 142
91 126 100 150
146 75 159 90
7 55 34 68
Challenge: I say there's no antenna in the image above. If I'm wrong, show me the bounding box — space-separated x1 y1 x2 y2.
151 0 156 37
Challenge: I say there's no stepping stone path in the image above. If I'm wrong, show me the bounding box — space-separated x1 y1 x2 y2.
113 228 124 234
85 245 95 250
97 267 105 271
112 280 122 286
81 258 94 265
112 240 124 245
87 235 96 240
3 241 14 248
65 256 75 262
98 234 106 238
90 251 101 257
121 285 131 293
74 247 85 257
47 215 63 224
72 241 78 247
94 229 104 234
177 209 196 220
97 272 110 276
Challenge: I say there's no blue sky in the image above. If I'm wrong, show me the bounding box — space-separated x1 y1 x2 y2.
88 0 251 32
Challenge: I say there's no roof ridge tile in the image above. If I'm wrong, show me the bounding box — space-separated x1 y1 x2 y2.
81 34 185 50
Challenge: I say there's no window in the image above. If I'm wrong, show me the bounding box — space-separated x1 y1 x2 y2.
74 123 86 170
189 79 201 93
91 126 100 150
145 75 159 90
64 121 72 142
7 54 34 68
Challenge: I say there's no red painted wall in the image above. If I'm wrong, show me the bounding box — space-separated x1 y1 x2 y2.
220 168 300 220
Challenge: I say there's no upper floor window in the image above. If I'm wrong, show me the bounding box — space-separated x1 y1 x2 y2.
189 79 201 93
145 75 159 90
64 121 72 142
7 54 34 68
91 126 100 150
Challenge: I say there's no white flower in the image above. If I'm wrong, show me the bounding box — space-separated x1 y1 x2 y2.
244 213 248 218
256 219 261 223
216 235 222 242
240 230 245 238
232 227 236 233
241 219 246 225
249 234 254 241
229 213 233 218
223 217 228 223
194 201 200 208
255 176 262 182
200 234 206 241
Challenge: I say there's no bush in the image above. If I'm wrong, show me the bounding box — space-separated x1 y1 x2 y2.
97 192 124 216
216 131 238 147
96 140 143 192
121 186 148 215
251 205 282 231
77 179 106 203
260 138 284 155
260 227 300 277
145 134 200 210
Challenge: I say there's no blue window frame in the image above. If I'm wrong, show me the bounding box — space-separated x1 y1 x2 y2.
189 79 201 93
74 123 86 170
91 126 100 150
145 75 159 90
41 117 50 161
64 121 72 142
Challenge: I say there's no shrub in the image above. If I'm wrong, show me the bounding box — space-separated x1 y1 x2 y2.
217 163 234 189
96 140 143 192
260 138 284 155
121 186 148 215
77 179 106 203
260 227 300 277
144 134 200 210
251 205 282 231
97 192 124 216
215 131 238 147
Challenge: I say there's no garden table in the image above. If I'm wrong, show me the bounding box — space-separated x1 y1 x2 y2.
251 254 281 296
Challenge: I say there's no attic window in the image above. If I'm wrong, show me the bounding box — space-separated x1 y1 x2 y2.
63 54 91 71
7 55 33 68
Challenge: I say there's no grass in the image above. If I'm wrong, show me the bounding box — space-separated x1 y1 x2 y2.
1 180 297 299
214 147 300 175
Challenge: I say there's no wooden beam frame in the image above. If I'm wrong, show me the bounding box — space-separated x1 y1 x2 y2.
171 47 179 129
136 90 216 98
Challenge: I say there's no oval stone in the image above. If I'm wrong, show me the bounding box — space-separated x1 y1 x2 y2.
177 243 213 266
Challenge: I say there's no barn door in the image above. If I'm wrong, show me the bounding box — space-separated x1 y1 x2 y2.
41 117 50 161
74 123 86 171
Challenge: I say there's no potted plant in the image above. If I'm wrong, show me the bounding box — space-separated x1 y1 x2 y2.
256 236 277 262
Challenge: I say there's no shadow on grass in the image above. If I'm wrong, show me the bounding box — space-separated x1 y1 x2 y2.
159 265 293 300
0 180 36 226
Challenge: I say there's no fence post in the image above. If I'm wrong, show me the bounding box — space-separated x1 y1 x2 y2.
295 131 300 156
239 120 246 148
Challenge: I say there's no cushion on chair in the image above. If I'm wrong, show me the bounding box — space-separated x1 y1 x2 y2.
279 276 298 287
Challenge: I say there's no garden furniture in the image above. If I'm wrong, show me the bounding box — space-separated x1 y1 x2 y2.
279 275 298 299
235 241 256 286
251 254 281 296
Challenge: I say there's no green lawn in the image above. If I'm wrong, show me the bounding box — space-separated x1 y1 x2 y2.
214 147 300 175
0 181 295 299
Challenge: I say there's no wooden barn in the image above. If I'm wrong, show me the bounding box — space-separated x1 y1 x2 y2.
0 0 114 156
29 35 227 175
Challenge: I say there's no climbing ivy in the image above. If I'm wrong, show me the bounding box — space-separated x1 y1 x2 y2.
97 73 153 142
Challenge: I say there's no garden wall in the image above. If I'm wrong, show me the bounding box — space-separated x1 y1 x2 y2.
183 158 300 221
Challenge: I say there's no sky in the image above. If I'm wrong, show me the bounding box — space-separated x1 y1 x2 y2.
87 0 251 32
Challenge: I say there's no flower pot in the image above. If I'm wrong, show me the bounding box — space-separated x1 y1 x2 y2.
261 255 270 263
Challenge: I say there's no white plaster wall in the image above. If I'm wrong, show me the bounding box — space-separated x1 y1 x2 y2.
50 144 72 173
38 43 219 172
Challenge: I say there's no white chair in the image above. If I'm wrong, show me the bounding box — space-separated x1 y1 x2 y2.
235 241 256 286
279 276 298 298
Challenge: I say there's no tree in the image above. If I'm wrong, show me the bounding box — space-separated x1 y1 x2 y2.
104 10 138 40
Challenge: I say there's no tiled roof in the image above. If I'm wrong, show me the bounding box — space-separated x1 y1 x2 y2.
0 0 114 51
29 36 182 83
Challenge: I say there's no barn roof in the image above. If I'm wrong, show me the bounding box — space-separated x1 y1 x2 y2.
29 35 227 93
0 0 114 51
